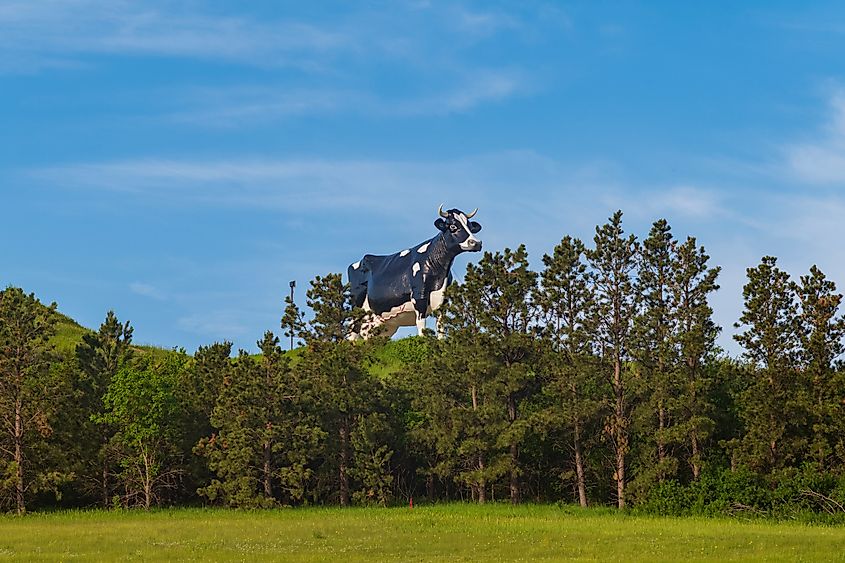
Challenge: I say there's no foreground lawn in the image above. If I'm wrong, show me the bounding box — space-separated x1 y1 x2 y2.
1 504 844 562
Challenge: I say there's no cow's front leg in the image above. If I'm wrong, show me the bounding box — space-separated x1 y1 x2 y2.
410 291 429 337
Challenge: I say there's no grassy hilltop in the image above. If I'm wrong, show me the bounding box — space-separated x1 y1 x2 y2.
48 303 421 376
1 504 844 562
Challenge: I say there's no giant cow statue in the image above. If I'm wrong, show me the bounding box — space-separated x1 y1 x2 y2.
348 205 482 339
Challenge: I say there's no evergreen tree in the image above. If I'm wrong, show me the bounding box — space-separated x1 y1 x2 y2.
196 333 323 507
631 219 679 486
281 295 305 350
179 341 232 499
669 236 721 480
423 286 504 504
300 274 388 506
733 256 803 470
0 287 59 514
796 265 845 467
535 236 600 506
440 246 538 504
587 211 639 508
75 310 133 508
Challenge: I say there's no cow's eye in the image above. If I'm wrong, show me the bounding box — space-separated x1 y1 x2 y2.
449 224 458 232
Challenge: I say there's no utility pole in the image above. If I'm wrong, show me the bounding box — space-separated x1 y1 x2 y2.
289 280 296 350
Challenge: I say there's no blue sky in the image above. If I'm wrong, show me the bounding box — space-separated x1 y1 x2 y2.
4 1 845 355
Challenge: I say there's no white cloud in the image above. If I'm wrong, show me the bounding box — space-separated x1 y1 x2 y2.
177 310 249 339
0 0 348 71
598 184 729 224
129 281 164 300
0 1 558 75
785 91 845 185
165 68 527 126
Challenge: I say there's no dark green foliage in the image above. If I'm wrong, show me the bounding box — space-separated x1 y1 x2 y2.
196 333 324 507
178 341 232 499
629 225 722 501
732 256 804 471
299 274 393 506
75 310 134 508
639 464 845 522
797 266 845 467
281 295 305 350
434 246 538 504
669 236 721 479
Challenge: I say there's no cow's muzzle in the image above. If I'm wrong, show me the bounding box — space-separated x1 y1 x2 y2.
466 238 482 251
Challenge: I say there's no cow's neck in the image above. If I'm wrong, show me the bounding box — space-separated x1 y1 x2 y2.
424 233 461 278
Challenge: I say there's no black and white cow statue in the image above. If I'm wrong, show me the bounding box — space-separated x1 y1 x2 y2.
348 205 482 339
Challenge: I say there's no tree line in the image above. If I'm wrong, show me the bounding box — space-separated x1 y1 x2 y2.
2 210 845 516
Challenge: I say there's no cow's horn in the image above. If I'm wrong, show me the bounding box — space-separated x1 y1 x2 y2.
466 207 478 219
438 204 449 218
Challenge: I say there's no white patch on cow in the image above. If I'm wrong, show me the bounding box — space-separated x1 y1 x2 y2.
399 249 410 257
415 315 427 335
455 213 480 251
352 261 361 269
412 262 421 276
417 242 429 253
354 298 417 340
362 296 373 312
427 280 448 314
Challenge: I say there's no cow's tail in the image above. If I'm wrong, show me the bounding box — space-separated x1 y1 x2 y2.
347 259 368 309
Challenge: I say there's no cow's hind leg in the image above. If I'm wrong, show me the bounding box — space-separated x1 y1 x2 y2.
348 265 368 309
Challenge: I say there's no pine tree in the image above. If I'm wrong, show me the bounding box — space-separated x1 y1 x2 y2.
75 310 133 508
441 246 538 504
300 274 388 506
281 295 305 350
670 236 720 479
587 211 639 508
535 236 600 506
733 256 803 470
179 341 232 497
631 219 678 485
432 280 505 504
0 287 58 514
796 265 845 467
196 333 323 507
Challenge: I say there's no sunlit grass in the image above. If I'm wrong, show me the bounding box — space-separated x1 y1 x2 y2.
1 504 843 562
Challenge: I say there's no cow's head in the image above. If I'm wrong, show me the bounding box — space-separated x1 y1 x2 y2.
435 205 482 252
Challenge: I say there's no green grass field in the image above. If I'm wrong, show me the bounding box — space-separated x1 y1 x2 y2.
1 504 844 562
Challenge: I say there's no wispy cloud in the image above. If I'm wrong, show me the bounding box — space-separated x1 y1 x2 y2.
129 281 164 300
785 90 845 185
0 0 348 72
177 310 249 339
0 1 558 74
168 68 527 125
600 185 729 222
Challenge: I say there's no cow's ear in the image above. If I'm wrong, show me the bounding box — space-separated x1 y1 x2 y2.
469 221 482 233
435 218 448 231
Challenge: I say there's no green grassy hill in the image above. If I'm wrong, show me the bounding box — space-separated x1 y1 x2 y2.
50 310 90 354
48 304 426 372
47 307 176 360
